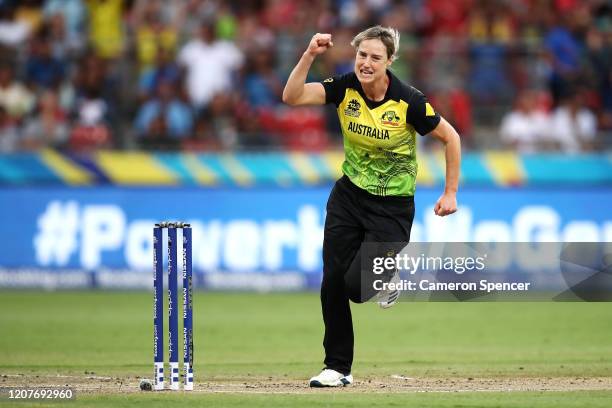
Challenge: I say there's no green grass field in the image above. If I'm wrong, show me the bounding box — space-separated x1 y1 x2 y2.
0 291 611 407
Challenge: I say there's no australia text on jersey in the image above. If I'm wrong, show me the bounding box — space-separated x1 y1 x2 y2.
347 121 390 140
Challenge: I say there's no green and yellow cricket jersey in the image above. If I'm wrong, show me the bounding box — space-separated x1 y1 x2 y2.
322 70 441 196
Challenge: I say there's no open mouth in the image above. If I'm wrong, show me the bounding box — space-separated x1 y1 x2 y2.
360 69 374 78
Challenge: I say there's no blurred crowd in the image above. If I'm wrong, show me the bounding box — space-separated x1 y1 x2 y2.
0 0 610 153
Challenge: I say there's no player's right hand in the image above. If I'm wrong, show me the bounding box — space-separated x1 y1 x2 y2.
306 33 333 56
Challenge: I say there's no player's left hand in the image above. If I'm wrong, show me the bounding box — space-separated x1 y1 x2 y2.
434 193 457 217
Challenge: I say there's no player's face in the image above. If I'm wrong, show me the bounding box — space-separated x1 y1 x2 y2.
354 39 390 85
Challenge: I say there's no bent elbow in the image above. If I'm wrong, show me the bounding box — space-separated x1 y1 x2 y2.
281 92 290 105
282 91 296 106
451 129 461 145
443 132 461 147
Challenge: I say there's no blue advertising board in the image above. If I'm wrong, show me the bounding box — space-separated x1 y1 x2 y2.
0 186 610 289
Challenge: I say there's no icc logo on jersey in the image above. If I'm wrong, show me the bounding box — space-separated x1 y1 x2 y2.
344 99 361 118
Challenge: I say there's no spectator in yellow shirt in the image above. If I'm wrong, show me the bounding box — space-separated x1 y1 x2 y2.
86 0 126 59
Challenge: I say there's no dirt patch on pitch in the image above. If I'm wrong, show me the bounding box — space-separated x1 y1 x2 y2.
2 373 612 395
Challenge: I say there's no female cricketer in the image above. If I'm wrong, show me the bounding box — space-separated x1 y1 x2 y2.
282 26 461 387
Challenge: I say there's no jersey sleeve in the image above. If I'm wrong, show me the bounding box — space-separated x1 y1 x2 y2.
321 73 352 107
406 90 441 135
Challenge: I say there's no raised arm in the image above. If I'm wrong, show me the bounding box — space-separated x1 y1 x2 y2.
282 33 333 106
429 117 461 217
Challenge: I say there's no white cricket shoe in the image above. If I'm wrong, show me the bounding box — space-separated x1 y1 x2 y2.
309 369 353 387
377 268 400 309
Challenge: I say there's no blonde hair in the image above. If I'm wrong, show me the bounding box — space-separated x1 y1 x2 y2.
350 25 400 62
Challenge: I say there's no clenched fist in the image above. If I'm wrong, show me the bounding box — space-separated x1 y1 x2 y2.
306 33 333 56
434 193 458 217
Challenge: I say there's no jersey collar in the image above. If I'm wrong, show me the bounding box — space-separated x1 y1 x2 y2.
354 70 402 109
